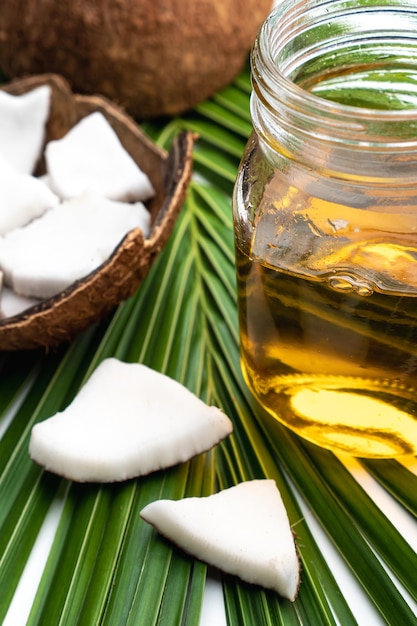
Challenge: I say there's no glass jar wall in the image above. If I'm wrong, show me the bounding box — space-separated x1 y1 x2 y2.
233 0 417 457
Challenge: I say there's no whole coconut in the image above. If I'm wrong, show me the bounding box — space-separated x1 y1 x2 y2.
0 0 272 118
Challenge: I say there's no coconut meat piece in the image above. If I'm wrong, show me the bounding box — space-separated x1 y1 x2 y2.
0 191 151 299
0 286 41 319
29 358 233 482
140 479 300 601
45 112 155 202
0 155 60 235
0 85 51 175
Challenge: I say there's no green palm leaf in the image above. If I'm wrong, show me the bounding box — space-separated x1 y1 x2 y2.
1 64 416 626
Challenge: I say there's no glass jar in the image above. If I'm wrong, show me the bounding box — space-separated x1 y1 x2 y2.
233 0 417 458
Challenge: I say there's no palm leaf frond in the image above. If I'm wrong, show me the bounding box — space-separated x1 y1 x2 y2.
1 65 416 626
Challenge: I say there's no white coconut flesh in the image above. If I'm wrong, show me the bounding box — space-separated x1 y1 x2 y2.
140 479 300 601
29 358 233 483
0 88 157 313
45 112 155 202
0 191 151 299
0 155 60 235
0 85 51 175
0 286 40 319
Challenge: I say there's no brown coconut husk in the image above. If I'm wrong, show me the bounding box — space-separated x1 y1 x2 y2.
0 74 195 351
0 0 272 118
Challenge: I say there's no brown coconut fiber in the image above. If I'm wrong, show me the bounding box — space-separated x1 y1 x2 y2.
0 0 272 118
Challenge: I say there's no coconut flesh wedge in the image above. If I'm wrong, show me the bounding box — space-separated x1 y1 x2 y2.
0 154 60 235
0 286 40 319
140 479 300 601
0 191 151 299
0 84 51 174
29 358 233 483
45 112 155 202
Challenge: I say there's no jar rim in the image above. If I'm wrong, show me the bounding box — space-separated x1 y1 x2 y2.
253 0 417 131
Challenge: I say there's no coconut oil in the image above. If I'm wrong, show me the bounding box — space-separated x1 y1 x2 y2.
233 0 417 457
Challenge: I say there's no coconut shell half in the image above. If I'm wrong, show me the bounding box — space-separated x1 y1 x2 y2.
0 74 195 351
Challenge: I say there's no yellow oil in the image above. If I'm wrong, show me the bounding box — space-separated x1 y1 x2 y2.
236 237 417 458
